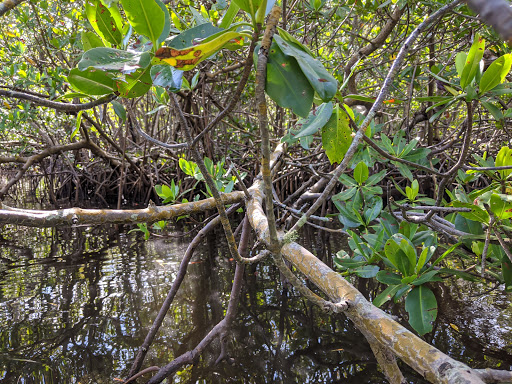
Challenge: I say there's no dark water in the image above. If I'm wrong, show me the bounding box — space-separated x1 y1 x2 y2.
0 223 511 383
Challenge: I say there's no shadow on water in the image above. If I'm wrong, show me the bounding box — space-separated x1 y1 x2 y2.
0 221 510 383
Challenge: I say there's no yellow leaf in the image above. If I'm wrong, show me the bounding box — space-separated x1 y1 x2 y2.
3 101 11 109
449 323 459 332
155 31 249 71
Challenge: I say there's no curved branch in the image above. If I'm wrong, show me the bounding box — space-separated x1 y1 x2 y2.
246 147 489 384
0 0 25 16
0 192 245 227
465 0 512 43
0 89 116 112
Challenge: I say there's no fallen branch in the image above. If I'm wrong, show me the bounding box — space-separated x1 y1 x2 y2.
247 145 496 384
0 191 244 227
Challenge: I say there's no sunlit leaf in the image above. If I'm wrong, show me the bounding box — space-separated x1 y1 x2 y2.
120 0 165 45
321 105 352 164
67 67 115 95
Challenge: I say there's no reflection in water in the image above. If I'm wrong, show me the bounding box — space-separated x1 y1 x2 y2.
0 224 510 383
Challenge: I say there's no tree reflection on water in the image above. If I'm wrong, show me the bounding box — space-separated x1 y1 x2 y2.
0 224 510 383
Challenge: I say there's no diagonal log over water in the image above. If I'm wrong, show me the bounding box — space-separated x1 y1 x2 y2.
246 144 488 384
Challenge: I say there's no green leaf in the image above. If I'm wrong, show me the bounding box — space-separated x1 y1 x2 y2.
353 161 369 184
155 0 171 45
481 101 503 121
85 0 109 45
405 179 419 201
293 102 333 138
376 271 403 285
495 146 512 179
111 100 126 121
81 31 105 51
71 110 83 139
416 245 435 273
490 193 512 220
353 265 380 278
67 67 115 95
479 54 512 94
219 2 240 29
411 270 440 286
232 0 262 18
405 285 437 335
120 0 165 45
276 27 315 57
365 169 387 186
169 23 222 49
273 35 337 102
373 285 403 307
321 105 352 164
364 196 383 224
95 0 123 45
265 42 314 117
455 51 467 78
116 67 152 98
394 161 414 182
384 234 416 276
451 201 490 224
460 34 485 90
78 47 151 73
150 65 183 91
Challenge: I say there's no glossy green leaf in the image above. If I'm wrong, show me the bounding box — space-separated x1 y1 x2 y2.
411 270 439 286
490 193 512 220
405 285 437 335
116 67 152 98
292 102 333 138
95 0 122 45
155 0 171 45
455 51 467 78
384 233 416 276
495 146 512 179
321 105 352 164
169 23 222 49
85 0 109 44
150 65 183 92
376 271 403 285
479 54 512 94
353 265 380 278
364 196 382 224
81 31 105 51
265 42 314 118
276 27 315 57
274 35 337 102
71 110 83 139
416 245 435 273
353 161 369 184
219 2 240 28
111 100 126 121
67 67 115 95
373 284 403 307
78 48 151 73
481 101 503 121
460 34 485 90
451 201 490 224
120 0 165 45
233 0 262 18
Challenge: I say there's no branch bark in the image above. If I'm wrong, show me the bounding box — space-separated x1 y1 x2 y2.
465 0 512 43
0 0 25 17
0 191 244 227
